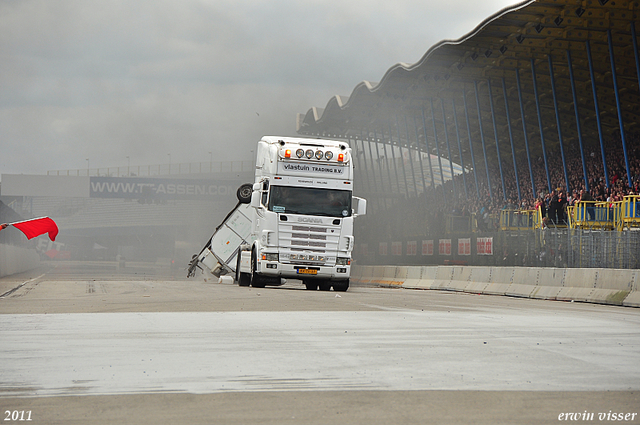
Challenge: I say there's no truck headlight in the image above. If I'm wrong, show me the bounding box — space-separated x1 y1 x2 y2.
262 253 279 261
336 258 351 265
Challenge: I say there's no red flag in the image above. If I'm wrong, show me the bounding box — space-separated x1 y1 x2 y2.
10 217 59 241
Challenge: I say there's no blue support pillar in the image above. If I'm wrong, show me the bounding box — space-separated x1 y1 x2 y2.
404 115 419 195
473 81 493 200
451 98 468 198
487 79 507 201
373 130 387 193
388 122 401 194
586 40 610 189
358 132 374 195
396 117 411 196
429 98 447 193
413 115 429 196
421 107 437 190
364 131 380 196
379 126 394 192
353 137 370 194
462 88 481 198
632 23 640 105
394 115 412 196
548 55 571 194
531 58 552 194
607 29 633 188
501 78 521 203
567 49 590 192
440 99 457 199
515 69 537 199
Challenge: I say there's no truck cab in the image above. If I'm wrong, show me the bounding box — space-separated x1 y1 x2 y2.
237 136 366 291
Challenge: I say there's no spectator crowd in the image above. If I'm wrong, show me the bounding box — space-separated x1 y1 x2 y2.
358 131 640 238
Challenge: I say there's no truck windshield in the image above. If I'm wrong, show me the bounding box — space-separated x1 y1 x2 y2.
268 186 352 217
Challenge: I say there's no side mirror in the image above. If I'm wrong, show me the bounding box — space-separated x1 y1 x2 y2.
352 197 367 217
251 191 261 208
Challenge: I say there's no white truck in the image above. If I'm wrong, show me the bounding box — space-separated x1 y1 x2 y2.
187 136 366 291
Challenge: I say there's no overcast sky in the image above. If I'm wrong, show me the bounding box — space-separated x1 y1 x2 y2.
1 0 519 176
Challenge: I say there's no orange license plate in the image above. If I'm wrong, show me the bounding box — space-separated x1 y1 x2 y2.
297 268 318 275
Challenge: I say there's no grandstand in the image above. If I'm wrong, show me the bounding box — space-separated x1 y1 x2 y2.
296 0 640 268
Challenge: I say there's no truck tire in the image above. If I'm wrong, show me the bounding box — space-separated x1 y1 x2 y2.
304 280 318 290
333 280 349 292
250 251 266 288
237 183 253 204
318 281 332 291
236 253 250 287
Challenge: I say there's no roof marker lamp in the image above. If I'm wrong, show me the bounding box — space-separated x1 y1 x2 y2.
315 150 323 160
296 149 304 158
325 151 333 160
305 149 314 159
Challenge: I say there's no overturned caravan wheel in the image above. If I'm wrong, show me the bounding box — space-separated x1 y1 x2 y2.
236 183 253 204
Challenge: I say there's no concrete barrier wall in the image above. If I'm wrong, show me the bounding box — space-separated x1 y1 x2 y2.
352 264 639 308
0 244 40 278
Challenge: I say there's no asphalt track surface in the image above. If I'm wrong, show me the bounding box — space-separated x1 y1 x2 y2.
1 261 639 425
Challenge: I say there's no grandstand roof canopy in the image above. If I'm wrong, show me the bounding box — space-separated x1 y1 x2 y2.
297 0 640 178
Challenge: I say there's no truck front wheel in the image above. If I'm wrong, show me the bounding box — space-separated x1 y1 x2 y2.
236 253 250 287
318 281 332 291
304 280 318 290
332 280 349 292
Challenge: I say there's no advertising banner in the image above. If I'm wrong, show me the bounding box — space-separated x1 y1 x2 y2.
89 177 240 201
439 239 452 256
422 240 433 256
406 241 417 256
458 238 471 256
477 237 494 255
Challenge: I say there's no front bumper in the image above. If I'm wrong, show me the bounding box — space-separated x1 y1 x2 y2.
256 261 350 280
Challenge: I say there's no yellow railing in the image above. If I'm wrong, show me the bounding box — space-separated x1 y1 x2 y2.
480 196 640 232
569 201 615 230
614 195 640 231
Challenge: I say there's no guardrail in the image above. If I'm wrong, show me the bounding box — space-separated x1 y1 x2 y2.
351 264 640 308
0 244 40 278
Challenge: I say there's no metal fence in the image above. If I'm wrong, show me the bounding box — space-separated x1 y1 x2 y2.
355 228 640 269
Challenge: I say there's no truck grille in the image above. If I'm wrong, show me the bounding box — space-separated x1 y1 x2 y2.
279 221 340 263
